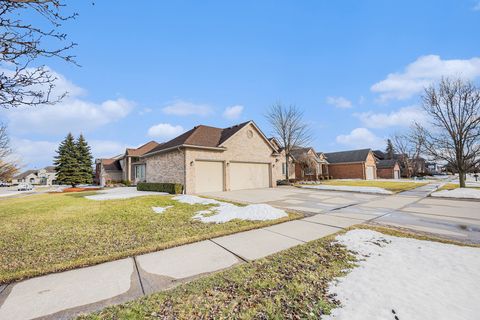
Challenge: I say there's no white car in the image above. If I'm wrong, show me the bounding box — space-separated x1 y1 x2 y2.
17 183 34 191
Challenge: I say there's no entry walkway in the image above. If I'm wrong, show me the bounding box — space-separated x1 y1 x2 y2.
1 182 476 320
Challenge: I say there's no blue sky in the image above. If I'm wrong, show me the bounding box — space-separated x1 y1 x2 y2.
1 0 480 168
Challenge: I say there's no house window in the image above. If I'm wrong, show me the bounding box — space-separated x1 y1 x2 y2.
304 167 313 175
282 163 286 175
134 164 146 182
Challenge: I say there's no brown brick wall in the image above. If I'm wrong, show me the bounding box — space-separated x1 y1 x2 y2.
328 163 365 179
377 168 394 179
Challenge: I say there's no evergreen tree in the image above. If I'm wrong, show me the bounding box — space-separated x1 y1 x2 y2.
76 134 94 184
385 139 395 160
54 133 82 187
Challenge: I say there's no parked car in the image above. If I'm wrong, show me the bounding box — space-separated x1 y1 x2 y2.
0 181 11 187
18 183 34 191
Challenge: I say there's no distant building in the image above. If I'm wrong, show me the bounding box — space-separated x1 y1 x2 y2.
12 166 57 185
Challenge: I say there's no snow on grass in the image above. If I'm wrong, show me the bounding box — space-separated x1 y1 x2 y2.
85 187 168 200
300 185 393 195
172 195 288 223
325 229 480 320
152 206 173 214
431 188 480 199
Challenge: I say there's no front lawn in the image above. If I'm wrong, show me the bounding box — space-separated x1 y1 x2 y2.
0 192 299 284
78 226 477 320
311 180 428 193
437 183 480 191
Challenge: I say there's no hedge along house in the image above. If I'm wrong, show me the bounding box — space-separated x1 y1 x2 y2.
324 149 377 180
141 121 282 194
376 159 401 179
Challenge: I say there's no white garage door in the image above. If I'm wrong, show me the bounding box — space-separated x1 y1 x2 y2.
394 170 400 179
195 161 224 193
366 166 375 180
230 162 270 190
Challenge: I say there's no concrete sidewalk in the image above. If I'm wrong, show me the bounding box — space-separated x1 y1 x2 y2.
0 211 366 320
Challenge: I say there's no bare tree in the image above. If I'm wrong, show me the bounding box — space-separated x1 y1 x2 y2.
0 123 18 181
266 103 311 180
415 78 480 187
0 0 78 109
391 126 425 178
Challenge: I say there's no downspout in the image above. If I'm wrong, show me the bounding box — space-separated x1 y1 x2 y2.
179 146 186 194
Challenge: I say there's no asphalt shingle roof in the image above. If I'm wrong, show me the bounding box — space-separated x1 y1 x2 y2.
324 149 371 163
376 159 398 169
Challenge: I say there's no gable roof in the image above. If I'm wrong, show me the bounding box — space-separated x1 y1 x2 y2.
373 150 386 160
126 141 160 156
101 158 122 171
44 166 56 173
144 121 276 156
377 159 399 169
13 170 37 180
324 149 372 164
290 147 316 160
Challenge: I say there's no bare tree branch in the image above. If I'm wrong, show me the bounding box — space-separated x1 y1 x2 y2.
266 103 312 179
416 77 480 187
0 0 78 108
0 123 19 181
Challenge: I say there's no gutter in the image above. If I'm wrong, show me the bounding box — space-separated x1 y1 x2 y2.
141 144 227 158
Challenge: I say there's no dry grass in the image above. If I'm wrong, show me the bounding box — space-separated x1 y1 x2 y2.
437 183 480 191
0 192 300 284
314 180 428 193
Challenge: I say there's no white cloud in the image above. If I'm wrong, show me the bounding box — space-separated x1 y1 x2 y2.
89 140 128 158
474 1 480 11
371 55 480 101
354 106 427 129
222 105 244 120
336 128 384 149
10 138 58 168
148 123 184 139
162 100 213 116
139 107 152 115
326 96 353 109
6 98 134 135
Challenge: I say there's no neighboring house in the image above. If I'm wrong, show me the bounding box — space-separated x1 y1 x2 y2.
95 141 160 186
290 147 329 180
376 159 401 179
141 121 281 194
12 166 57 185
95 156 123 186
324 149 377 180
374 150 427 178
268 137 296 181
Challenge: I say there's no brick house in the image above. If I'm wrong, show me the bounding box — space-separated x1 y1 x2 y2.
289 147 329 180
12 166 57 185
141 121 282 194
376 159 401 179
324 149 377 180
95 141 160 186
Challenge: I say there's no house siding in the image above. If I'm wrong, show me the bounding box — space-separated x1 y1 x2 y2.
328 163 365 179
145 149 185 185
377 163 400 179
184 123 277 194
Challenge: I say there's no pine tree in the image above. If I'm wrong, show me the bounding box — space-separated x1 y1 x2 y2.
76 134 93 184
54 133 83 187
386 139 394 160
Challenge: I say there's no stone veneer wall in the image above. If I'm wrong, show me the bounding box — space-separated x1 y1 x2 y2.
145 149 185 185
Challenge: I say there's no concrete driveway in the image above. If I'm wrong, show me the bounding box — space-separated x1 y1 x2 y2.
204 185 480 244
203 186 383 215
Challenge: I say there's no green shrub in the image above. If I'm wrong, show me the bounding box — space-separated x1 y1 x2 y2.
137 182 183 194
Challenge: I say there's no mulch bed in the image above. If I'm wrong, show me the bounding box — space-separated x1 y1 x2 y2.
51 187 102 193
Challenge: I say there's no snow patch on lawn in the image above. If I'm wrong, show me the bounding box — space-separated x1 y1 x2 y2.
85 187 168 200
300 185 393 195
172 195 288 223
431 188 480 199
152 206 173 214
325 229 480 320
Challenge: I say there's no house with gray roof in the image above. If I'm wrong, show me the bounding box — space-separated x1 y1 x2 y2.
324 148 377 180
12 166 57 185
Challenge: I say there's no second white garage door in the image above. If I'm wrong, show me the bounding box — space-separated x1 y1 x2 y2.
366 166 375 180
195 161 224 193
230 162 270 190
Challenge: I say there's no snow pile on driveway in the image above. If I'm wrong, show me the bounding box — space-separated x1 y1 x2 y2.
85 187 168 200
431 188 480 199
324 229 480 320
300 185 393 195
172 195 288 223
